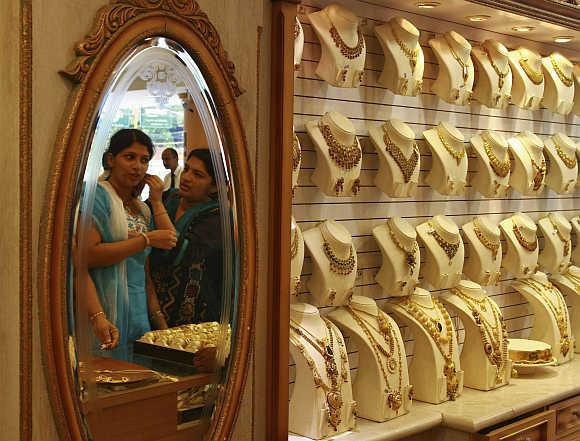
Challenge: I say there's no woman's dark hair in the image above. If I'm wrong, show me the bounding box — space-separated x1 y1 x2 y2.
107 128 154 158
187 148 216 183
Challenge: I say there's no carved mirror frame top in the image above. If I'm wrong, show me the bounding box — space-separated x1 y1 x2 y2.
39 1 255 440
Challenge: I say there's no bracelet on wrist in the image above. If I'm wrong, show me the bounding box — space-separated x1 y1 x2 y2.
150 310 165 320
154 210 168 218
139 231 150 248
89 311 105 323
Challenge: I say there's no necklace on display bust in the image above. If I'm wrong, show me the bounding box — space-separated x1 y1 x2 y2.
481 133 510 178
390 23 419 74
473 218 500 260
437 126 465 165
450 287 508 384
326 12 365 60
382 125 419 183
548 215 571 257
518 56 544 85
523 145 546 191
428 221 460 264
345 306 404 411
512 220 537 252
444 34 472 84
553 138 577 169
388 218 418 274
290 227 299 259
518 278 570 357
292 133 301 172
398 297 459 400
483 46 509 90
549 54 573 87
318 121 362 170
319 222 356 276
290 317 349 431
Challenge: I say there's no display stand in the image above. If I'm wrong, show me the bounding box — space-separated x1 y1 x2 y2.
469 130 511 198
290 216 305 301
292 132 301 196
537 213 572 275
541 52 574 115
508 47 544 111
462 216 502 286
423 122 468 196
417 215 464 289
507 131 546 196
373 217 420 296
303 220 357 307
572 216 580 266
289 303 356 439
306 112 362 197
441 280 511 391
374 16 424 96
385 288 463 404
543 133 578 194
551 266 580 354
512 272 574 365
574 65 580 116
327 296 412 422
429 31 474 105
294 17 304 72
308 4 366 88
471 40 512 109
499 213 539 278
369 119 419 198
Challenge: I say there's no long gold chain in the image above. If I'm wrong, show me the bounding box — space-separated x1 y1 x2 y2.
388 218 418 274
473 218 500 260
390 23 419 74
518 56 544 85
550 54 573 87
553 139 577 169
444 34 472 85
428 221 460 264
548 215 571 257
437 126 465 165
530 156 546 191
450 288 508 384
383 126 419 183
512 221 538 252
518 279 570 357
483 46 510 90
398 297 459 400
482 133 510 178
320 223 356 275
319 122 361 170
327 15 365 60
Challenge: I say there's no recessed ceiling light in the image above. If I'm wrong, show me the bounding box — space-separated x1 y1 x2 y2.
416 2 441 8
512 25 535 33
554 36 574 43
466 15 490 22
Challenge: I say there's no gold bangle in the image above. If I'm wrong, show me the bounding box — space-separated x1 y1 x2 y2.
89 311 105 323
154 210 168 218
150 310 164 319
139 232 150 247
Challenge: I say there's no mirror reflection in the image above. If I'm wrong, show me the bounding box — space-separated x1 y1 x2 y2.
70 39 236 439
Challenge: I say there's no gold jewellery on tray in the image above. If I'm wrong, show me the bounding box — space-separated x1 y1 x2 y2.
548 215 571 257
473 218 500 260
328 20 365 60
550 54 573 87
512 221 538 252
483 46 510 90
388 218 418 274
437 127 465 165
383 125 419 183
319 122 362 170
290 318 349 431
398 297 459 400
391 23 419 74
428 221 460 264
320 222 356 276
554 139 577 169
482 133 510 178
518 56 544 85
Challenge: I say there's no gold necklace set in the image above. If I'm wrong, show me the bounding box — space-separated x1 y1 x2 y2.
512 221 538 252
518 278 571 357
292 133 301 172
444 34 472 85
549 54 573 87
518 56 544 85
553 139 577 169
428 221 460 264
548 215 571 257
391 24 419 74
451 288 508 385
388 218 418 274
320 223 356 276
328 19 365 60
398 297 459 400
483 46 510 90
437 127 465 165
523 146 546 191
345 307 405 412
290 318 349 431
473 218 500 260
319 122 362 170
481 133 510 178
383 125 419 184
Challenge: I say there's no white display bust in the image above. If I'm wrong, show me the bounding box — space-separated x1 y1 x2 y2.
290 216 305 301
292 131 302 196
544 133 578 194
429 31 474 105
537 213 572 275
373 217 420 296
551 265 580 354
289 303 356 438
306 112 362 197
303 220 357 307
327 296 412 422
308 4 366 88
462 216 502 286
499 213 539 278
512 272 574 365
417 215 464 289
574 65 580 116
542 52 574 115
471 40 512 109
508 47 545 111
441 280 511 390
423 122 468 196
369 119 420 198
508 131 546 196
294 17 304 72
385 288 463 404
375 16 424 96
571 216 580 266
470 130 511 198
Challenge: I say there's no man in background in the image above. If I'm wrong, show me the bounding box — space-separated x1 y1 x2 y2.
162 147 182 193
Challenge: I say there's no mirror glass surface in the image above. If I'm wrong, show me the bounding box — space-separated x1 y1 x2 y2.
69 37 237 439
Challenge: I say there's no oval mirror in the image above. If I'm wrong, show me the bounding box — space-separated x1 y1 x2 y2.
40 3 255 441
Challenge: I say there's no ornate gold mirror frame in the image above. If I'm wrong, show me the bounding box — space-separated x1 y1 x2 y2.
38 1 255 440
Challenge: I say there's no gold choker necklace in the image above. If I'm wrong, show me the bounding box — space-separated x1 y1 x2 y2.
320 223 356 275
473 218 500 260
512 221 537 252
444 34 472 85
383 126 419 183
391 23 419 74
483 46 510 90
518 56 544 85
548 215 571 257
328 18 365 60
553 139 577 169
550 54 573 87
437 127 465 165
319 122 362 170
482 133 510 178
429 221 460 264
388 218 418 274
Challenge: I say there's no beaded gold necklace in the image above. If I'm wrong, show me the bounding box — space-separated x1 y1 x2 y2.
473 218 500 260
512 221 537 252
428 221 460 264
320 223 356 275
327 14 365 60
553 139 577 169
388 218 418 274
318 122 362 170
437 126 465 165
390 23 419 74
518 56 544 85
481 133 510 178
548 215 571 257
382 125 419 183
444 34 472 85
550 54 573 87
483 46 510 90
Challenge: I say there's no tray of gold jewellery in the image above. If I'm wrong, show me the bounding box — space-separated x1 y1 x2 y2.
508 338 557 374
134 322 231 371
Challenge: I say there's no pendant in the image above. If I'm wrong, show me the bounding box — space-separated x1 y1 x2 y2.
495 370 503 385
387 358 397 373
327 390 343 410
410 58 417 74
561 337 570 357
387 391 403 411
334 178 344 196
498 76 504 90
462 66 468 83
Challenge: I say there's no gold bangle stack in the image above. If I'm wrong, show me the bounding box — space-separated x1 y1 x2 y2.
550 54 573 87
481 133 510 178
548 215 571 257
512 222 538 252
483 46 510 90
388 218 418 274
328 23 365 60
437 127 465 165
319 122 362 170
518 57 544 85
428 221 460 264
391 24 419 74
473 218 500 260
383 126 419 184
553 140 577 169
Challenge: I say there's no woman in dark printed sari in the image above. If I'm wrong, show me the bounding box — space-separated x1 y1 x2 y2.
149 149 222 328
